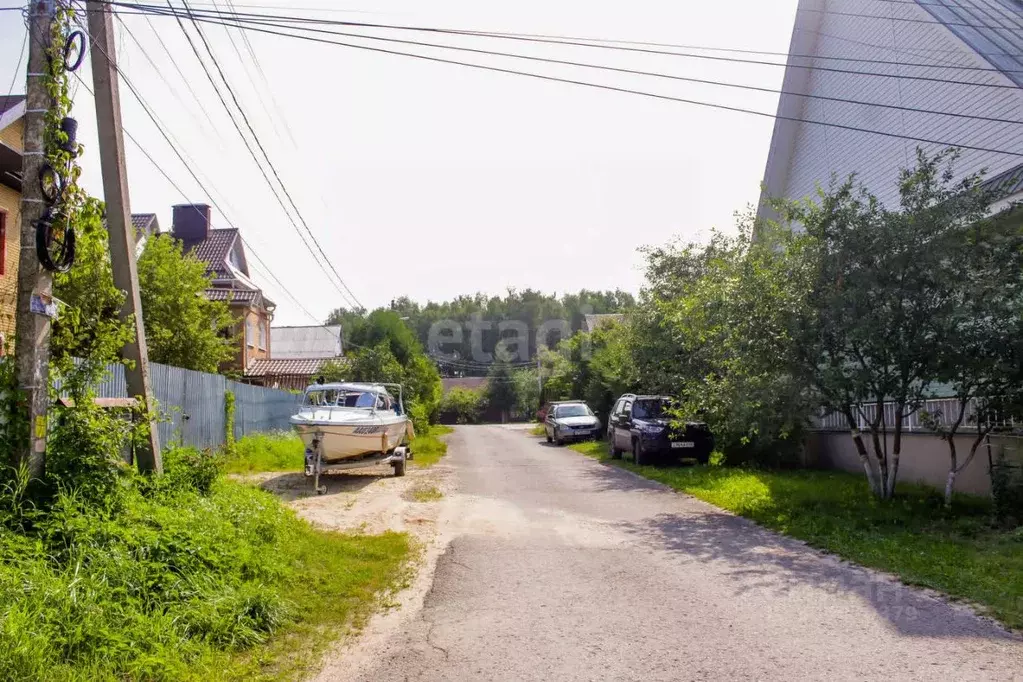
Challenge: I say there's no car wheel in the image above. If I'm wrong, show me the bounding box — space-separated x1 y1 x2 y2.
633 440 647 466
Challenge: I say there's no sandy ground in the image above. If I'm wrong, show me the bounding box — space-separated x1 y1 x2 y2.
253 426 1023 681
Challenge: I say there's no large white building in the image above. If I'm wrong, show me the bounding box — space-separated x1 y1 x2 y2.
760 0 1023 214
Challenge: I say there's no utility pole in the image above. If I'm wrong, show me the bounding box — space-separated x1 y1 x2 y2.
14 0 57 478
86 0 161 472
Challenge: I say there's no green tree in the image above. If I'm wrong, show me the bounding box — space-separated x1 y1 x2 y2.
511 367 540 417
483 363 517 422
640 213 814 462
786 148 995 499
918 205 1023 505
438 387 484 424
51 198 134 393
136 234 235 373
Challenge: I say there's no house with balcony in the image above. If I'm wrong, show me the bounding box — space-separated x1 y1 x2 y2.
759 0 1023 216
170 204 275 374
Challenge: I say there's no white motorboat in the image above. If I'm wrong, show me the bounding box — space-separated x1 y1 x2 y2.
290 382 414 492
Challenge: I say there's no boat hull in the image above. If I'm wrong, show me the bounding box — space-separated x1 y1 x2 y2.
292 417 409 463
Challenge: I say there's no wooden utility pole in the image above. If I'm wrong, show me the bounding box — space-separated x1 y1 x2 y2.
14 0 57 479
86 0 161 472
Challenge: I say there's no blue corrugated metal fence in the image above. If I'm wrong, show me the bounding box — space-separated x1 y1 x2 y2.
91 361 303 449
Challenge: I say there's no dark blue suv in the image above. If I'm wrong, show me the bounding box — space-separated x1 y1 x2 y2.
607 394 714 465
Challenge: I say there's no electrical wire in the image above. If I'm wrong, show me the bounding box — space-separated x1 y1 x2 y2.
176 0 365 310
107 1 1023 72
126 7 1023 159
166 0 364 311
132 7 1023 128
51 21 342 340
3 26 27 101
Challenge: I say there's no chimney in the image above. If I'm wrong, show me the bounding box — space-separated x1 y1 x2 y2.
171 204 212 242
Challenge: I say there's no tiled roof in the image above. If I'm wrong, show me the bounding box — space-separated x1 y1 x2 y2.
131 213 157 232
272 325 343 359
182 228 239 278
245 357 332 377
0 95 25 117
205 288 259 304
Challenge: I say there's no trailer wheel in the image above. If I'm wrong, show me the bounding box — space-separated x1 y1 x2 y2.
393 449 407 477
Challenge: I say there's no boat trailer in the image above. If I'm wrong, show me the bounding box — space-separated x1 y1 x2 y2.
303 431 412 495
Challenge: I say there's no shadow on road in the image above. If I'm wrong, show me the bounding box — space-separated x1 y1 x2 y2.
574 456 1018 641
258 470 390 501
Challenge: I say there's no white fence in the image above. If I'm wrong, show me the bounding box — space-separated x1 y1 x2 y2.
812 397 1019 433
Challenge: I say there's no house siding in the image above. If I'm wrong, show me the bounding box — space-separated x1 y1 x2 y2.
0 117 23 151
764 0 1023 210
0 117 24 346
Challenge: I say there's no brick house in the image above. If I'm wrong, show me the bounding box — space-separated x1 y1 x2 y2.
170 204 275 374
0 95 25 350
759 0 1023 215
244 324 345 390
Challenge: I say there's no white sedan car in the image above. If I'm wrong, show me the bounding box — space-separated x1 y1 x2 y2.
544 402 601 445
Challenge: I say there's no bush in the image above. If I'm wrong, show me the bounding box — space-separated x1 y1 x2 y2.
408 400 431 436
224 432 304 474
0 459 409 680
437 387 484 424
991 449 1023 527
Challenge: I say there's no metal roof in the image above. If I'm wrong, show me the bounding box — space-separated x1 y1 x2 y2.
983 162 1023 200
915 0 1023 88
0 95 25 117
271 325 343 359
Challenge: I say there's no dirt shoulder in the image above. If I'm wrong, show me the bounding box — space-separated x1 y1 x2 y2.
235 450 460 681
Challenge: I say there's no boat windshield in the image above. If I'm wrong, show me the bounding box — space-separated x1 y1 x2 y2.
304 389 389 409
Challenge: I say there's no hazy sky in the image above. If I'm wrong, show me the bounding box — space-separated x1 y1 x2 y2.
0 0 799 325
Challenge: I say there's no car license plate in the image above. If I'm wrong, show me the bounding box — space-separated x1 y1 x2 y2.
671 441 695 449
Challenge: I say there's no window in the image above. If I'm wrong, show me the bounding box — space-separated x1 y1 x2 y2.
258 321 266 350
246 319 255 347
0 211 6 276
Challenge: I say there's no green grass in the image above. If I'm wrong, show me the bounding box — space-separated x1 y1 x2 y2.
569 440 1023 630
529 423 546 437
411 425 453 468
408 485 444 503
224 431 304 474
0 451 412 681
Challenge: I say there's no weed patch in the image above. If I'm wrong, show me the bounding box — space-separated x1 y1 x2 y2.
0 449 410 681
225 431 305 474
411 426 452 468
407 485 443 503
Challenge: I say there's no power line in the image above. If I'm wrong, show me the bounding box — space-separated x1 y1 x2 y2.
108 1 1023 77
142 8 1023 128
176 0 365 310
44 33 339 342
166 0 364 311
126 7 1023 159
3 25 27 101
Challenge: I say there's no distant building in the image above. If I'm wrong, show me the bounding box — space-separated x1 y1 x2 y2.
244 324 345 390
132 213 160 256
759 0 1023 217
583 314 624 333
0 94 25 350
441 376 489 394
170 203 275 374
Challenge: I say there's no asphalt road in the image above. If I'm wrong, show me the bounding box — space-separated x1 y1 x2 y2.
357 425 1022 681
